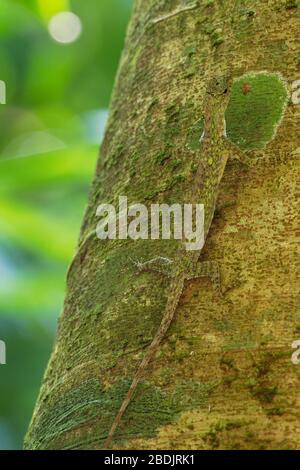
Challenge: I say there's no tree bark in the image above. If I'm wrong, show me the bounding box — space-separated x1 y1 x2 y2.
25 0 300 450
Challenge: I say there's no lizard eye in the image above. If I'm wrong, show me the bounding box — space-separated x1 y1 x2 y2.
225 72 288 151
208 75 228 95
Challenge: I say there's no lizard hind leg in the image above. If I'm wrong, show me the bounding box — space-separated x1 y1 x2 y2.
131 256 175 277
186 260 222 294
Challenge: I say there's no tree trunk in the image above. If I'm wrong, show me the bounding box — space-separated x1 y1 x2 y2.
25 0 300 450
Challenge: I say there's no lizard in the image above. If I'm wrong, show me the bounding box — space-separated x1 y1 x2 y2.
103 74 239 448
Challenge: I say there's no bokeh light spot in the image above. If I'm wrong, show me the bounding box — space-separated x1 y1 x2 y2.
48 12 82 44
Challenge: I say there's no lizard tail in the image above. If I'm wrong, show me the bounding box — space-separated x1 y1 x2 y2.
103 276 184 449
104 354 151 449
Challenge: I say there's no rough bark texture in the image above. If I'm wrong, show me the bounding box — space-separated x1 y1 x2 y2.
25 0 299 450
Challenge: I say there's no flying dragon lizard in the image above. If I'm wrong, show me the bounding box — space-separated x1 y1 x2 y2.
103 74 238 448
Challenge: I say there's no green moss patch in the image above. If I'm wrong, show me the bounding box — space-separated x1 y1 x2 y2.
285 0 298 9
24 377 216 449
225 72 288 150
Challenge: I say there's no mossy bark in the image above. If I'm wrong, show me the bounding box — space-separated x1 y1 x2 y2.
25 0 300 450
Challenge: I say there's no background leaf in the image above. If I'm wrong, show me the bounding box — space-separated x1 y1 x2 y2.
0 0 133 449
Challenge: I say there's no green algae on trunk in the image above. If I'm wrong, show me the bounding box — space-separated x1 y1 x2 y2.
225 72 289 151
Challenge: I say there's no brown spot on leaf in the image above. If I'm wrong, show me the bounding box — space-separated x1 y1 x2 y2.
242 83 252 95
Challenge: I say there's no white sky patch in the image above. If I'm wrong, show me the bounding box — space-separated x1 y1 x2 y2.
48 12 82 44
0 251 16 292
82 110 109 145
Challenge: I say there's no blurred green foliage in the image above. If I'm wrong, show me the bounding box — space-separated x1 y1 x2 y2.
0 0 132 449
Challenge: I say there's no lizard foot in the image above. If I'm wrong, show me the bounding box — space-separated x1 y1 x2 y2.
131 256 174 276
186 260 222 294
